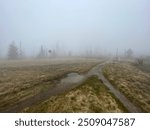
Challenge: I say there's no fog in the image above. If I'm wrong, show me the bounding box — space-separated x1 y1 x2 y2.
0 0 150 58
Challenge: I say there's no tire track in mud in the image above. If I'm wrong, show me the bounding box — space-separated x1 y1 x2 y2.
2 62 142 113
2 75 86 113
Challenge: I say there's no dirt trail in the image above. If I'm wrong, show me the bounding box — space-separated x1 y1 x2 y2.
2 61 142 113
87 62 142 113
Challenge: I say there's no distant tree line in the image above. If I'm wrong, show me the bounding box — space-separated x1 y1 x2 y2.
7 41 66 60
6 41 147 62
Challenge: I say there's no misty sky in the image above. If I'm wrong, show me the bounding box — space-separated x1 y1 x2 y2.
0 0 150 56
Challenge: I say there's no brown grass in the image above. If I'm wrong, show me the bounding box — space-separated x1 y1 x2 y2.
103 62 150 112
0 58 101 112
23 76 127 113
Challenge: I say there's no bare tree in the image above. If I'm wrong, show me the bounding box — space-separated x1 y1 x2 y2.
8 41 19 59
37 45 46 58
19 41 25 59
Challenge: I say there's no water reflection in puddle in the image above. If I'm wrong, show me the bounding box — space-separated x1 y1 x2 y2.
60 73 85 84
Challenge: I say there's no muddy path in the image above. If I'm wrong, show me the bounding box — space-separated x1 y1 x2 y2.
3 73 86 113
87 62 142 113
2 61 142 113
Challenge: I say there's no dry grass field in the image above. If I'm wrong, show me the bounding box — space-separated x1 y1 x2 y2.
1 58 149 113
0 58 101 112
23 76 127 113
103 62 150 112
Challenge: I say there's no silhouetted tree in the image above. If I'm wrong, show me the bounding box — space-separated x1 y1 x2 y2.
8 41 19 59
19 41 25 59
37 45 46 58
125 49 133 58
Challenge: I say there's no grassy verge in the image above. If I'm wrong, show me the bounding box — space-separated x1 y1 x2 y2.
103 63 150 112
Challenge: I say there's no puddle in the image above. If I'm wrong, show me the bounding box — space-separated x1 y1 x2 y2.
67 73 79 77
60 73 85 84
